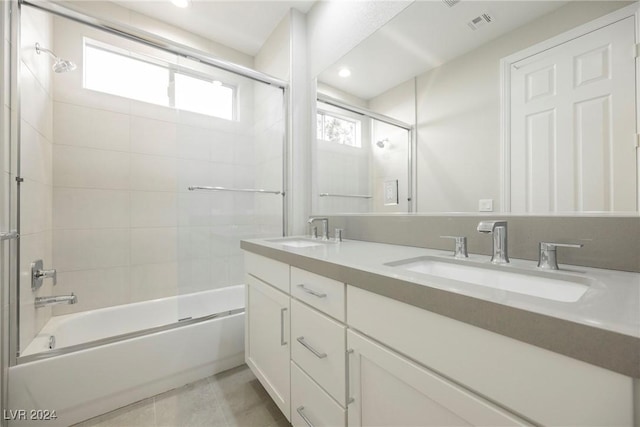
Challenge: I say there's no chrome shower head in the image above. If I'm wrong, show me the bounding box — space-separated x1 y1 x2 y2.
376 138 388 148
36 42 77 73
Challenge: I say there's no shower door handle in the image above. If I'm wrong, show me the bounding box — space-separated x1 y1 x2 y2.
280 307 288 346
0 231 18 241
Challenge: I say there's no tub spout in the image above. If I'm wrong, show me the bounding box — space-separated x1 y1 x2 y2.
35 293 77 308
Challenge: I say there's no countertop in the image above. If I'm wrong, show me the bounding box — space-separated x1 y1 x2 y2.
241 237 640 378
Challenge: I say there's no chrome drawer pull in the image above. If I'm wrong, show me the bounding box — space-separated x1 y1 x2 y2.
296 336 327 359
296 284 327 298
280 308 288 346
296 406 315 427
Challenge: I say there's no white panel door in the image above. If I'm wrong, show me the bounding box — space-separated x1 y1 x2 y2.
346 330 527 427
245 274 291 421
510 16 636 212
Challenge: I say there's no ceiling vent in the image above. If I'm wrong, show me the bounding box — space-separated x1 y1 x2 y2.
442 0 460 7
467 13 493 31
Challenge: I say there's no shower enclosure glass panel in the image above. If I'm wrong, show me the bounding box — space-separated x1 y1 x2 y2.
314 100 411 214
17 6 284 358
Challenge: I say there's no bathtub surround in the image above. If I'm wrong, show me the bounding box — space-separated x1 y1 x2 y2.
9 286 245 427
324 214 640 273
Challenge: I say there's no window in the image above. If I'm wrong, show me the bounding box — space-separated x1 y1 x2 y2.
317 110 361 147
84 40 236 120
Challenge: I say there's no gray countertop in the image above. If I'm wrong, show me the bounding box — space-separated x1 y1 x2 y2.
241 237 640 378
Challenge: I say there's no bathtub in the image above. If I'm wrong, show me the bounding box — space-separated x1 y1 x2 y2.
8 285 245 427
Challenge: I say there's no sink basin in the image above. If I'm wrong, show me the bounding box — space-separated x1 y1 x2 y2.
386 257 590 302
268 238 327 248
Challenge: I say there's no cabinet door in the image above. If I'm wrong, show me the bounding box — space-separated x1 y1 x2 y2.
246 274 290 421
347 330 527 427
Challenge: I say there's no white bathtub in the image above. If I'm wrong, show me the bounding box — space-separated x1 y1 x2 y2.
8 285 245 427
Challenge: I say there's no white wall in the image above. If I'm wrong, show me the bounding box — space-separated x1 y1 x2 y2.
370 1 632 213
18 6 54 353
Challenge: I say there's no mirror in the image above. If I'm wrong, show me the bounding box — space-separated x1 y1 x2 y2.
315 0 638 215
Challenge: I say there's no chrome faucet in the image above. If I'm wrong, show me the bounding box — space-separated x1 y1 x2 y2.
537 242 583 270
308 217 329 240
35 293 77 308
477 220 509 264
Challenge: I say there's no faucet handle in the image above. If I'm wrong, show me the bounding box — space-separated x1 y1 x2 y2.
334 228 344 242
440 236 468 259
538 242 584 270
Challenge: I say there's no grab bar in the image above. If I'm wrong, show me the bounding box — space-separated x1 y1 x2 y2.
319 193 372 199
188 186 281 195
0 231 19 241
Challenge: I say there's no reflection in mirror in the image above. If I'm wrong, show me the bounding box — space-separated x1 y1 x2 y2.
313 95 412 215
317 1 637 214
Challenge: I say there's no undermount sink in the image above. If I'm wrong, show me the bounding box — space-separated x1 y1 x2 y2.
386 256 590 302
268 238 328 248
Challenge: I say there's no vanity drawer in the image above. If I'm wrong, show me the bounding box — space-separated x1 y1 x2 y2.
291 299 346 404
291 362 346 427
244 252 289 293
291 266 345 321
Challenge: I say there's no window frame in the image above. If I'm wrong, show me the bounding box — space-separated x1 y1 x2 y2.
316 108 362 148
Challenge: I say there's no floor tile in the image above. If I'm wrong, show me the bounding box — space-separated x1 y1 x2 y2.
154 378 226 427
74 398 156 427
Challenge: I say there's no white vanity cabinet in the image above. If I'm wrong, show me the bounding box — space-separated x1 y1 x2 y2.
347 330 527 427
244 249 635 427
245 254 291 421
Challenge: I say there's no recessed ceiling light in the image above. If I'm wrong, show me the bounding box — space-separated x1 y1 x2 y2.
338 68 351 78
171 0 190 8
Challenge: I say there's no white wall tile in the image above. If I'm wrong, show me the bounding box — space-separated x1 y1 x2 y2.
53 188 129 229
21 63 52 139
52 267 130 315
53 228 129 271
20 8 52 97
54 102 130 152
176 124 212 160
130 116 177 157
177 227 211 260
130 154 176 191
177 192 212 227
130 191 177 228
130 262 178 302
177 158 213 193
20 179 52 235
20 121 52 184
53 145 130 190
130 227 177 265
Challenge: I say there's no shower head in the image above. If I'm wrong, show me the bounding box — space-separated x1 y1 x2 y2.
376 138 388 148
35 42 77 73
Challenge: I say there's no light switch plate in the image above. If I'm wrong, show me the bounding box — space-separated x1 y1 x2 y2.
479 199 493 212
384 180 399 205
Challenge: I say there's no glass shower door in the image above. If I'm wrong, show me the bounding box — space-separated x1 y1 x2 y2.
16 5 285 358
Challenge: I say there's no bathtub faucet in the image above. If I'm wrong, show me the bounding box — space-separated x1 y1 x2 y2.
35 293 77 308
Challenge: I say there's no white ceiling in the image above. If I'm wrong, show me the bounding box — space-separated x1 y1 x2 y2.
115 0 316 56
319 1 568 101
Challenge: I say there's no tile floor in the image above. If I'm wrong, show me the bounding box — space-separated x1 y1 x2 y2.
74 365 290 427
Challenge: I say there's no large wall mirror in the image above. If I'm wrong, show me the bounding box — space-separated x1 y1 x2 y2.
313 0 638 215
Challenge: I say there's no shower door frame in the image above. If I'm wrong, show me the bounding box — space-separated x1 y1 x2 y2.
9 0 290 366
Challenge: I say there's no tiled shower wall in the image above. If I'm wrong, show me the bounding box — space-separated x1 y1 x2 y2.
18 7 54 352
47 15 262 318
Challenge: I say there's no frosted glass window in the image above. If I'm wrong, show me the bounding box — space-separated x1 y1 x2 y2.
84 41 236 121
175 73 234 120
317 111 361 147
84 45 169 107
